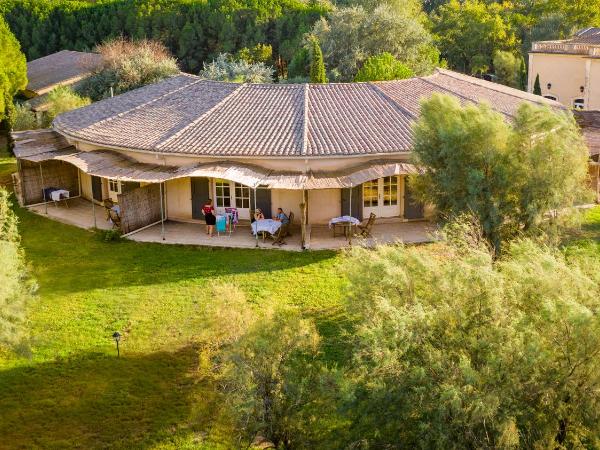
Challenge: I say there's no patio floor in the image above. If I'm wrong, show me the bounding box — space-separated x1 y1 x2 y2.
27 198 436 250
28 197 113 230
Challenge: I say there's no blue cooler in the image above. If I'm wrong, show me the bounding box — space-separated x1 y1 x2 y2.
216 215 227 233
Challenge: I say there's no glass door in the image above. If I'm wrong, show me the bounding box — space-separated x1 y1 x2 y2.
213 179 251 220
363 177 400 218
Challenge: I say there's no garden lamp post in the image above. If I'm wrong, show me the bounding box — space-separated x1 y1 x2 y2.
112 331 121 357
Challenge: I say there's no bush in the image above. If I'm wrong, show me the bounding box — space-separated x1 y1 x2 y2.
354 52 414 81
46 86 91 122
97 229 122 242
0 188 35 351
341 233 600 448
78 38 180 101
199 53 274 83
11 103 38 131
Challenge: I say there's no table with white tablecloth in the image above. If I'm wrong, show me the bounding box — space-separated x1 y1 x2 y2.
328 215 361 228
251 219 282 236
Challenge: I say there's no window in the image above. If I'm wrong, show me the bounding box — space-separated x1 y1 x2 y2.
573 98 585 110
544 95 557 101
235 183 251 209
382 176 398 206
108 179 120 193
215 180 231 207
363 180 378 207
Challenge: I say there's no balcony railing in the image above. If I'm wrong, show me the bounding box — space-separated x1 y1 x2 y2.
532 41 600 55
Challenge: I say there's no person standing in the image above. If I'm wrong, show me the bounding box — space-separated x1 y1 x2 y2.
202 199 216 237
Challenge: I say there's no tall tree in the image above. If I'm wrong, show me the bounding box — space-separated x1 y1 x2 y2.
0 15 27 123
309 37 327 83
432 0 516 74
411 93 589 253
533 73 541 95
312 4 439 81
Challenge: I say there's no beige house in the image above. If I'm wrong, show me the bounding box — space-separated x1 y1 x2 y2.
12 69 562 249
528 27 600 110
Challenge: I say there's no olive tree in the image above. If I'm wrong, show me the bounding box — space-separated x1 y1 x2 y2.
411 93 590 253
342 234 600 448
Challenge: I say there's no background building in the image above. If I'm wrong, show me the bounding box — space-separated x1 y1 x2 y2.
528 27 600 110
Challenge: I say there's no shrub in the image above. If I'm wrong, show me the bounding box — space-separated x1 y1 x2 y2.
199 53 274 83
78 38 180 101
46 86 91 122
11 104 38 131
354 52 414 81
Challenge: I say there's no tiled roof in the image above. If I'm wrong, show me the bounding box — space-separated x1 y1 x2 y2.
54 69 562 158
26 50 103 94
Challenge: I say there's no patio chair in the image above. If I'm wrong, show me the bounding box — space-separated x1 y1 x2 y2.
272 222 289 246
357 213 376 238
108 208 122 230
103 199 114 221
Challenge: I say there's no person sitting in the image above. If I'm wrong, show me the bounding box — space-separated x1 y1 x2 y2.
272 208 290 246
253 208 265 222
273 208 289 224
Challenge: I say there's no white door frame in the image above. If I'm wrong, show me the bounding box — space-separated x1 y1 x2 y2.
212 178 251 220
363 176 401 218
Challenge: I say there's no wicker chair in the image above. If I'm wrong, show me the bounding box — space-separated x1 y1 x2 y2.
287 211 294 236
103 199 114 221
357 213 376 238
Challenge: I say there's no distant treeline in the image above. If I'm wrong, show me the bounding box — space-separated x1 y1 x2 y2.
0 0 328 73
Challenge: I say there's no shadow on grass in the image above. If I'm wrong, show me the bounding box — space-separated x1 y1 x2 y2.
16 204 339 296
0 347 207 449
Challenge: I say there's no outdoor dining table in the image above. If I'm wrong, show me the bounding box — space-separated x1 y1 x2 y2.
329 216 361 243
251 219 282 237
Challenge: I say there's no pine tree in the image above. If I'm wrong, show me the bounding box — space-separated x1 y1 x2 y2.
309 37 327 84
533 73 541 95
519 57 527 91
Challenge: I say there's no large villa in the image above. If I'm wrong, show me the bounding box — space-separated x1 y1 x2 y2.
12 68 565 250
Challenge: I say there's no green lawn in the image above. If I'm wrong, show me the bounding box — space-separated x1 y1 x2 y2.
2 146 600 449
0 148 348 448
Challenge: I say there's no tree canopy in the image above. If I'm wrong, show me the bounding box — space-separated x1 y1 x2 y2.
312 4 439 81
411 93 589 253
354 52 413 82
0 15 27 123
199 53 274 83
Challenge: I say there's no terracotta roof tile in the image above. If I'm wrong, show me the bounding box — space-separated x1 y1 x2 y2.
26 50 103 94
54 69 563 158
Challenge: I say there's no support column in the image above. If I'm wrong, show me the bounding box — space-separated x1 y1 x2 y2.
301 189 308 250
39 163 47 214
159 182 165 241
254 187 258 247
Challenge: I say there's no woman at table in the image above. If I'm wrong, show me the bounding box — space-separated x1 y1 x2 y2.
202 199 216 237
253 208 265 222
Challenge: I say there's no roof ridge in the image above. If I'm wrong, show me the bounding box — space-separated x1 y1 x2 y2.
435 68 560 107
301 84 309 156
367 82 418 120
57 75 201 132
157 82 247 150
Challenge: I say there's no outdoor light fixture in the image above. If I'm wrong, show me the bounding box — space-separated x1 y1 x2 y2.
112 331 121 357
581 86 585 93
547 83 552 90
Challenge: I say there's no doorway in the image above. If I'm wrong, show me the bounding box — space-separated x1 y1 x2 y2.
362 176 400 218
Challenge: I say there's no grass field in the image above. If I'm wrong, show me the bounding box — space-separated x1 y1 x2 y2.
0 148 349 449
1 146 600 449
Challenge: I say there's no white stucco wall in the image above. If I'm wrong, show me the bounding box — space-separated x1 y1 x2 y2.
165 177 192 220
271 189 303 223
528 52 587 108
308 189 341 224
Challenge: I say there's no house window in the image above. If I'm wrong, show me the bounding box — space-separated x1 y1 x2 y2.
544 95 557 101
382 176 398 206
363 180 378 207
108 179 120 193
215 180 231 208
573 98 585 110
235 183 251 209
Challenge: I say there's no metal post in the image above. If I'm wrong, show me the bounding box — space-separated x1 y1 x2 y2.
159 182 165 241
349 184 352 218
254 187 258 247
91 189 97 229
39 163 47 214
116 339 120 357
